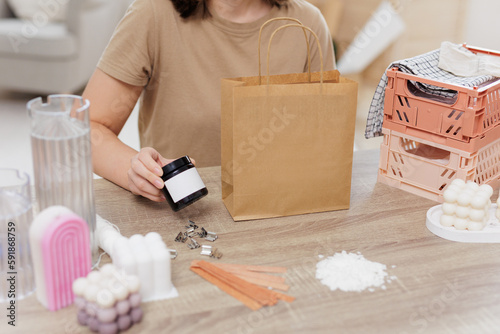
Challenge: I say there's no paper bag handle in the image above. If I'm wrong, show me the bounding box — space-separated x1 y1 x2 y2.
266 24 324 86
258 17 311 85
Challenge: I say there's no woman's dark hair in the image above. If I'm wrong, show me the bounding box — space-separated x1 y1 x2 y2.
170 0 289 19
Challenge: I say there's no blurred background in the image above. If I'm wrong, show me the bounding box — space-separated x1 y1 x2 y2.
309 0 500 150
1 0 500 180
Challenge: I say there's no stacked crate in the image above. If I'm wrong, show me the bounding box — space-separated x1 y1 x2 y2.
378 65 500 202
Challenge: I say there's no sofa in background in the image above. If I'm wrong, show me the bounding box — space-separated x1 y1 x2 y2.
0 0 131 94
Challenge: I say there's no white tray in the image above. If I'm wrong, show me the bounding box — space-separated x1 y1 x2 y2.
426 204 500 243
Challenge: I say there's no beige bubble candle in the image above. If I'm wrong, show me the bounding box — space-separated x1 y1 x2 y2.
72 264 143 334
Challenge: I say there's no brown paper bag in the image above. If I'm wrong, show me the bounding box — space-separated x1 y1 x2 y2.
221 23 358 221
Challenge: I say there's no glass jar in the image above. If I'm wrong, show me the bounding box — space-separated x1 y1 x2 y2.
161 156 208 211
0 169 35 303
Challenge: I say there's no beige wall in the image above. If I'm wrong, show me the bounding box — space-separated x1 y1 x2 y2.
463 0 500 51
310 0 499 84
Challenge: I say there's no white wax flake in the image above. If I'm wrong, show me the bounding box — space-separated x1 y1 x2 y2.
318 254 324 259
315 251 395 292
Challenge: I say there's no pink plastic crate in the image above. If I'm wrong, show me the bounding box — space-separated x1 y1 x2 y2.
383 68 500 142
383 116 500 153
378 128 500 202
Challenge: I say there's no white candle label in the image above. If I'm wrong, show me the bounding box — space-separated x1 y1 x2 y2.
164 168 205 203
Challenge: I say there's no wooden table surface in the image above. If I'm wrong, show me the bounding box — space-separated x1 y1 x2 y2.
11 149 500 334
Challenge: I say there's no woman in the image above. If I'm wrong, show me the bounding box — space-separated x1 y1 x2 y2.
83 0 334 202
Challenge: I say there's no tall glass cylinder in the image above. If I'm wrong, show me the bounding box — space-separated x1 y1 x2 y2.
28 95 97 265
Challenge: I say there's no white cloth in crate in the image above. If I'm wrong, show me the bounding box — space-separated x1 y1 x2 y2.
439 41 500 78
365 45 497 139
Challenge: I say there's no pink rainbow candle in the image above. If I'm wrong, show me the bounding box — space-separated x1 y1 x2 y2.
30 206 92 311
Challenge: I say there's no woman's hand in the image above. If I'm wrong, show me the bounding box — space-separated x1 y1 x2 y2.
127 147 173 202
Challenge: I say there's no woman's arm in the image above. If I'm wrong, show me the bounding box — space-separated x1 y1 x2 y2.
83 68 169 202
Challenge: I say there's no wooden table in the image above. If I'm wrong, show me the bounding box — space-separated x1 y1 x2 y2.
12 149 500 334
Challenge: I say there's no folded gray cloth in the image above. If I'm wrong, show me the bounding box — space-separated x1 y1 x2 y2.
365 47 496 139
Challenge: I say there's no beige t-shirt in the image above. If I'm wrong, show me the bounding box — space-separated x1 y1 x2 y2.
98 0 335 167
